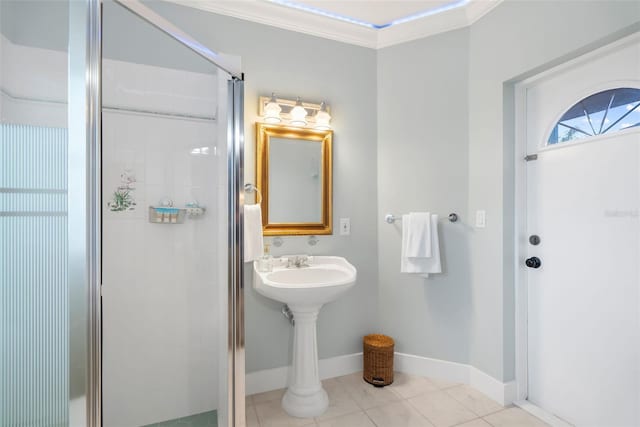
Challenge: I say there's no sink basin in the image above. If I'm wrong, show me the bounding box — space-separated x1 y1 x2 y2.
253 256 357 307
253 256 357 418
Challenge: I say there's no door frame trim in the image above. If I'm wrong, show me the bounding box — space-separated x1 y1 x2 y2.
513 31 640 403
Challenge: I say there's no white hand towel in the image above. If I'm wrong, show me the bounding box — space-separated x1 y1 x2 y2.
401 213 442 278
404 212 432 258
244 204 264 262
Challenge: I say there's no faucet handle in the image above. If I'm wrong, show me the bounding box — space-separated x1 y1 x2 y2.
298 255 312 267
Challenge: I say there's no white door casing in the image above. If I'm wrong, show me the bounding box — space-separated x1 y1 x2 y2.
515 34 640 427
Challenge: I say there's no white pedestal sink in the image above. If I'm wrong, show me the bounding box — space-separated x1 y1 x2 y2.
253 256 357 418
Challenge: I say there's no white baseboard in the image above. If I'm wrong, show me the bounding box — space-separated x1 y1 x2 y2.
469 366 516 406
246 352 515 406
246 353 363 395
246 364 290 396
319 352 363 379
394 352 469 384
514 400 574 427
394 353 515 406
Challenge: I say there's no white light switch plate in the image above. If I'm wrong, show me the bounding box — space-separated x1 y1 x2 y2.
339 218 350 235
475 210 486 228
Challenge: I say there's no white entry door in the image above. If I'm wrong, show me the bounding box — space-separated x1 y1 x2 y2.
524 36 640 427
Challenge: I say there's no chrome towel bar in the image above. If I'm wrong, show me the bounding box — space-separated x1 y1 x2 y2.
385 213 458 224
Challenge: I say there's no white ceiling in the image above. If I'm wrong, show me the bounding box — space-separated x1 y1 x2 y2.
166 0 503 49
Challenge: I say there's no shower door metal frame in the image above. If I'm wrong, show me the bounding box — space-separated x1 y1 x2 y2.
227 77 246 427
68 1 102 425
74 0 245 425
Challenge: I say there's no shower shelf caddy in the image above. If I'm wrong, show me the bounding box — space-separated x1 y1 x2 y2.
148 205 205 224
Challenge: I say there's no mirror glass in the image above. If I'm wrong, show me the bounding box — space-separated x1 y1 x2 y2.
256 123 332 235
268 137 322 223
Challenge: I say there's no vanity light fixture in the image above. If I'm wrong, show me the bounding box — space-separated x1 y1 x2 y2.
258 95 332 129
314 101 331 130
290 97 308 127
263 93 282 124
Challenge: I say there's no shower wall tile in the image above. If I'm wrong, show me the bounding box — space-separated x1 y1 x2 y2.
102 75 220 426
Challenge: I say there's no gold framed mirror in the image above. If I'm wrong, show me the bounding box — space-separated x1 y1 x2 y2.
256 123 333 235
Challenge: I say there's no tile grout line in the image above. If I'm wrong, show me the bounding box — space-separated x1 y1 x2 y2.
450 417 482 427
362 407 382 427
480 407 510 419
443 386 505 419
397 396 435 427
404 393 440 427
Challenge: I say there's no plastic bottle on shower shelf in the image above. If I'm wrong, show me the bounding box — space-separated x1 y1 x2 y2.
257 244 273 273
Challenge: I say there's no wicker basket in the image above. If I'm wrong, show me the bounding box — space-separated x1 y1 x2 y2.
363 334 394 387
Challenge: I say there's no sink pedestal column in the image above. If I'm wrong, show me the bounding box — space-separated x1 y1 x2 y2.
282 304 328 418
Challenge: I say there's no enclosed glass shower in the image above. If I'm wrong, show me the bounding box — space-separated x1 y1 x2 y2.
0 1 245 426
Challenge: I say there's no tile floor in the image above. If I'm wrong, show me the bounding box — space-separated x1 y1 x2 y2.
246 373 550 427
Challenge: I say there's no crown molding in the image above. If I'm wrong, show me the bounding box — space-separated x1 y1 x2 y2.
377 5 469 48
164 0 378 48
163 0 504 50
377 0 502 48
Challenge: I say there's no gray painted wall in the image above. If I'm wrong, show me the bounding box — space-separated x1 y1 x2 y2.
141 1 380 373
376 29 471 364
0 1 68 51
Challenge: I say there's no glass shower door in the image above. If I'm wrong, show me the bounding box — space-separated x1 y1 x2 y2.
0 2 72 425
101 2 242 426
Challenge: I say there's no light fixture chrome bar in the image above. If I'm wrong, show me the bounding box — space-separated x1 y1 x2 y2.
113 0 242 79
258 95 330 124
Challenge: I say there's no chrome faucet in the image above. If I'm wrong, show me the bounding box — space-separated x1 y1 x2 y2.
287 255 311 268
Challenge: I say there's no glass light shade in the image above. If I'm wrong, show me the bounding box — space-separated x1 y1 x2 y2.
290 98 308 126
263 94 282 124
314 103 331 130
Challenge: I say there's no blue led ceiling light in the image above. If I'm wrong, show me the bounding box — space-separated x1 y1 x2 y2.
389 0 470 26
266 0 378 28
265 0 471 29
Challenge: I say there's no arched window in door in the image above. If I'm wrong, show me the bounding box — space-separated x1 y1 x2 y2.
548 87 640 144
